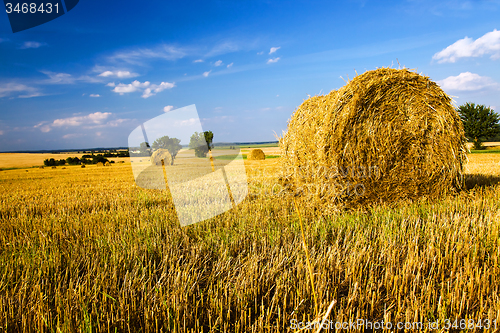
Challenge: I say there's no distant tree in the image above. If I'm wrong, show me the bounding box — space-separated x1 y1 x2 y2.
204 130 214 151
189 132 210 158
457 102 500 150
92 155 109 164
138 142 151 156
66 157 80 165
152 136 182 165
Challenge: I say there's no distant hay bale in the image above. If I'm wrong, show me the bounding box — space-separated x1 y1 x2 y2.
247 149 266 160
104 162 110 166
96 162 104 167
39 166 44 169
118 161 125 164
81 165 86 168
62 167 66 169
151 148 172 166
279 68 467 211
51 166 57 169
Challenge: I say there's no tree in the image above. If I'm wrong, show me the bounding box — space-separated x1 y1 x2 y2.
151 136 182 165
189 132 210 157
457 102 500 150
138 142 151 156
204 130 214 151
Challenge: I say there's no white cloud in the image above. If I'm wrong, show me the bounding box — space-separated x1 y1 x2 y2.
52 112 112 127
163 105 174 112
0 83 40 98
106 82 115 87
214 60 223 66
19 41 46 49
433 29 500 63
203 70 212 77
142 82 175 98
227 62 233 68
267 57 280 64
437 72 499 91
269 46 281 54
98 70 138 78
193 59 204 63
111 80 174 98
112 80 150 94
90 94 100 97
257 51 264 55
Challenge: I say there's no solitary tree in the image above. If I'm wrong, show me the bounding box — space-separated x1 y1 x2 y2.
204 130 214 151
457 102 500 150
189 131 212 157
152 136 182 165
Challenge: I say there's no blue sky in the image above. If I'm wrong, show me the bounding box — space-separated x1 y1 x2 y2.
0 0 499 151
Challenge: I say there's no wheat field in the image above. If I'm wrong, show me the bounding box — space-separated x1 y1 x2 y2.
0 154 499 332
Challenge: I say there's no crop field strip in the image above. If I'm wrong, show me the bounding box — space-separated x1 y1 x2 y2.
0 153 499 332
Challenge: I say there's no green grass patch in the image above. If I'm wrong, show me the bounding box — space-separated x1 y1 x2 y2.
215 154 280 160
469 149 500 154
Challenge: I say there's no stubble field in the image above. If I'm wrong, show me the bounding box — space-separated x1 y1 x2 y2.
0 152 500 332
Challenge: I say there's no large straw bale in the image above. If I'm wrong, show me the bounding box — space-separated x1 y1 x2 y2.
247 149 266 160
279 68 467 211
151 148 172 166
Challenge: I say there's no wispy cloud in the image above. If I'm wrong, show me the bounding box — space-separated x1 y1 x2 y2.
163 105 174 112
89 94 100 97
98 70 139 78
19 41 46 49
193 59 204 63
269 46 280 54
433 29 500 63
112 80 175 98
35 112 130 134
108 44 186 65
214 60 223 66
267 57 280 64
39 71 105 85
437 72 499 91
203 70 212 77
0 83 41 98
257 51 264 55
227 62 233 68
205 41 240 57
40 71 75 84
0 38 8 43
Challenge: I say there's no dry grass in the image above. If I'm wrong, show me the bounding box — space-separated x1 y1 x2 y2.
0 155 499 332
280 68 467 213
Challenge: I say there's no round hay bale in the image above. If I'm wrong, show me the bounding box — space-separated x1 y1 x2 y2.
96 162 104 167
39 166 44 169
81 165 86 168
51 166 57 169
104 162 110 166
247 149 266 160
151 148 172 166
279 68 467 211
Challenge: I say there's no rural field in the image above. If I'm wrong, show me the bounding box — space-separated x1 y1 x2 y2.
0 150 500 332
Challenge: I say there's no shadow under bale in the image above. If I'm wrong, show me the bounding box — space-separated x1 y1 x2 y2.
464 173 500 190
